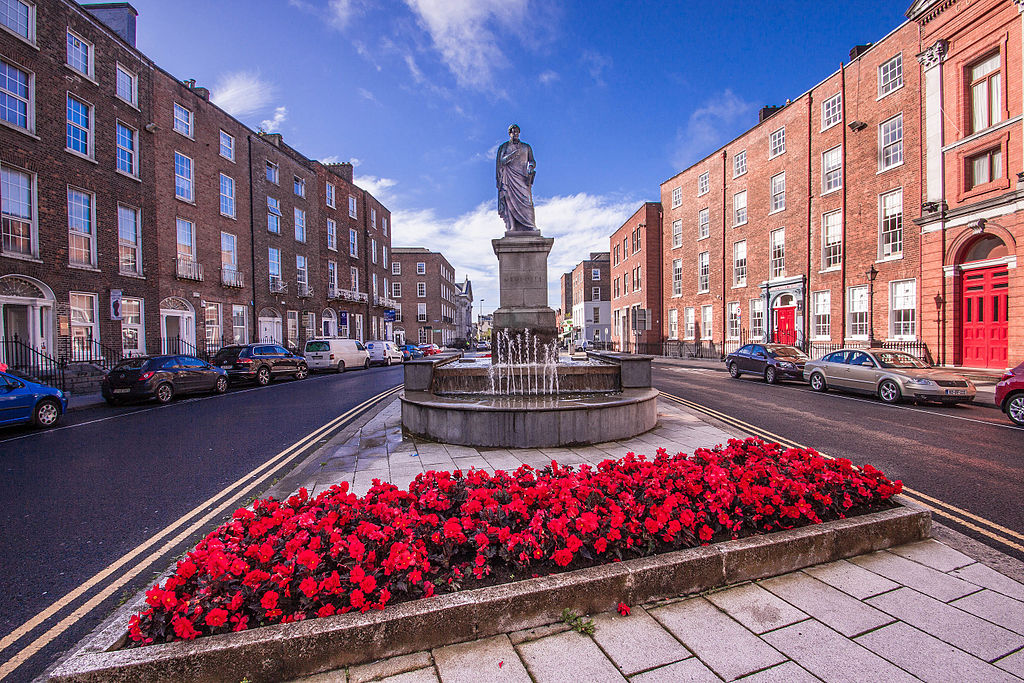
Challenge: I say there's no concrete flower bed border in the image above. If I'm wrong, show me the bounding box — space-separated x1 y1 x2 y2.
51 497 928 682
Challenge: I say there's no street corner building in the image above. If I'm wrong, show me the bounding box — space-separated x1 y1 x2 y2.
388 248 460 347
559 252 611 349
649 0 1022 370
0 0 397 389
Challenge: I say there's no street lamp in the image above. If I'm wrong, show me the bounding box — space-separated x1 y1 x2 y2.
478 298 485 341
866 264 879 347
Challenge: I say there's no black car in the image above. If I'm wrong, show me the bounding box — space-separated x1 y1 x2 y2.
102 355 229 405
726 343 809 384
212 344 309 385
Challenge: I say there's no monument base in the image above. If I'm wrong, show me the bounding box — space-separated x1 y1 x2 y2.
492 234 557 364
492 308 557 363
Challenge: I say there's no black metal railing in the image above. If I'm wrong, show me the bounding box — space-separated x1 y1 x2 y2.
1 336 66 390
68 338 125 370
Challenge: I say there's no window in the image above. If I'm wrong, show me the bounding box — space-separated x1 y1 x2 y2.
382 245 387 267
287 311 299 344
880 188 903 258
1 0 32 40
205 302 222 346
822 210 842 269
327 260 338 292
821 146 842 193
593 306 600 325
322 181 335 208
70 292 97 352
733 241 747 287
66 30 92 77
812 291 831 339
294 207 306 242
117 204 141 275
349 229 358 257
174 152 193 201
698 208 710 239
733 150 747 177
879 114 903 170
266 161 279 184
671 186 682 208
879 53 903 97
296 254 308 289
822 93 841 129
750 299 765 340
591 268 600 281
371 208 377 230
219 130 234 161
268 247 281 282
890 280 916 339
232 305 247 344
115 122 138 176
348 195 357 218
613 278 620 299
327 218 337 250
67 188 94 266
672 259 682 296
684 307 695 339
175 217 195 260
769 127 785 157
967 147 1002 189
392 282 401 298
1 165 34 256
371 238 378 264
173 103 193 137
697 172 709 196
701 305 713 340
416 261 426 275
733 190 747 226
392 261 400 275
727 302 740 339
417 282 426 297
1 59 32 132
698 251 709 293
221 231 237 273
770 172 785 212
663 308 676 339
970 53 1002 133
770 228 785 279
219 174 235 217
591 286 601 302
267 196 281 233
294 176 305 198
417 303 427 322
847 286 868 338
382 217 388 236
66 93 92 157
671 219 682 248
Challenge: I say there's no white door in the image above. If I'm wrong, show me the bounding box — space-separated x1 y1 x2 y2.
161 311 195 354
259 317 282 343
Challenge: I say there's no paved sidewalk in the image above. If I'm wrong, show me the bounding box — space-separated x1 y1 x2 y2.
280 395 1024 683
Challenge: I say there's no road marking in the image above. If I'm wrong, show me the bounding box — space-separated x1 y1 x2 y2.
659 391 1024 555
0 384 401 680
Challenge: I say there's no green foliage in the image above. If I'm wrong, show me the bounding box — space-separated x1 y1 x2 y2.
560 608 596 635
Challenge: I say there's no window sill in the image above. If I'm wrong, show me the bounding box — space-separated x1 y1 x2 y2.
328 246 338 252
1 252 42 263
734 221 747 228
819 266 841 274
0 119 40 140
118 271 146 279
116 169 142 183
115 96 141 113
768 207 786 216
820 187 841 197
0 25 38 49
220 212 237 220
877 161 904 174
64 64 98 86
876 255 903 263
731 284 747 289
697 235 709 242
68 263 100 272
174 129 195 141
220 153 236 164
876 83 905 101
65 148 97 164
175 195 195 205
821 121 841 133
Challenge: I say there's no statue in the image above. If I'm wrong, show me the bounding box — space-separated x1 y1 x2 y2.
496 124 537 233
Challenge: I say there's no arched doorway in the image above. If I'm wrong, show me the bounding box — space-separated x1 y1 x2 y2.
772 293 797 345
321 309 336 337
958 234 1009 368
0 274 55 357
160 297 196 354
257 308 282 343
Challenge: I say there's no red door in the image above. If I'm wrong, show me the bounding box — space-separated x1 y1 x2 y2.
774 306 796 344
961 266 1009 369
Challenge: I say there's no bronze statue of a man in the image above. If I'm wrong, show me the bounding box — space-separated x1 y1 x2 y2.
496 124 537 233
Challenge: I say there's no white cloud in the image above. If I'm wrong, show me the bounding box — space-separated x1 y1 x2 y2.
328 0 358 28
672 89 755 169
211 72 274 117
354 175 398 205
319 155 342 164
580 50 611 86
349 157 362 167
538 70 559 85
358 87 378 103
260 106 288 133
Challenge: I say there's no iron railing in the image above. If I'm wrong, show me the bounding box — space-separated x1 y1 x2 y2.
297 282 313 298
68 338 124 370
270 278 287 294
221 268 244 288
175 257 203 281
0 336 66 390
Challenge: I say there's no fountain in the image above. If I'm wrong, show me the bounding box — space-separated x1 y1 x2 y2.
400 125 658 447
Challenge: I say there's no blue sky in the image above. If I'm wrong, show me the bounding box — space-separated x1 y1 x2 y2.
129 0 912 314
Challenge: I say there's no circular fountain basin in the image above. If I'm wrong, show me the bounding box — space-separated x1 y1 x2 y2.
400 387 659 448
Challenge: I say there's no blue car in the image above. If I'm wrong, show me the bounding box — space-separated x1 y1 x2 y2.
0 370 68 429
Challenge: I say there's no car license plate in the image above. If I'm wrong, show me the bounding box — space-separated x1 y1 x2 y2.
221 364 233 369
113 388 130 394
945 389 966 395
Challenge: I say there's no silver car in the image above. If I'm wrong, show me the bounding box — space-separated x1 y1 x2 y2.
803 348 976 405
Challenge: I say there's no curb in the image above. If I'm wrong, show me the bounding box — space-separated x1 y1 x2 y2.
50 498 929 683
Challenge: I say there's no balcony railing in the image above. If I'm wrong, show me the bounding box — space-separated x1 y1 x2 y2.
269 277 287 294
334 288 368 303
375 295 398 308
175 256 203 281
297 282 313 298
221 268 244 288
328 285 341 300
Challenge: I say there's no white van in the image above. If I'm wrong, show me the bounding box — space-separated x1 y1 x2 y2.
366 340 404 366
303 338 370 372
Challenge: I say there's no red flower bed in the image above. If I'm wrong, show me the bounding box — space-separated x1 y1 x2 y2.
127 438 901 645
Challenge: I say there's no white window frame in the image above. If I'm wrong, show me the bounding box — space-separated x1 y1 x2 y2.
822 146 842 193
0 164 37 257
392 261 401 275
294 207 306 243
671 186 682 208
67 186 95 267
219 173 235 218
812 290 831 340
296 254 308 288
750 299 765 340
174 152 193 202
847 285 868 339
879 113 903 171
266 161 279 184
392 282 402 298
117 203 141 275
889 279 916 340
231 304 248 344
221 231 237 277
172 102 193 138
70 291 98 351
219 130 235 161
349 228 358 257
66 29 93 78
268 247 281 281
733 190 747 226
120 297 144 355
878 53 903 98
770 228 785 279
417 282 426 298
672 258 682 296
769 127 785 158
0 0 34 43
0 57 34 134
327 218 337 251
326 182 336 208
176 217 195 260
684 307 695 340
969 52 1002 134
417 303 427 323
879 188 903 259
328 260 338 292
416 261 426 275
294 176 306 198
66 92 93 158
733 240 747 287
371 238 378 264
115 121 138 177
822 93 841 130
698 207 710 239
697 172 709 196
822 210 842 270
267 196 281 233
697 251 710 293
592 286 601 301
770 172 785 213
733 150 747 177
671 219 682 248
348 195 357 219
968 147 1003 189
700 305 713 340
727 302 741 340
113 64 137 108
668 308 678 340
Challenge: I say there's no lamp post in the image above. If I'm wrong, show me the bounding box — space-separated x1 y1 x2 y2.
477 299 485 342
866 264 879 347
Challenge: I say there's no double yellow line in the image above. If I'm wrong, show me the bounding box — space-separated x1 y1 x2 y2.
659 391 1024 555
0 384 403 680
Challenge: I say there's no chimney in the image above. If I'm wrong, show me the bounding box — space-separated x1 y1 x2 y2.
83 3 138 47
327 162 354 183
759 105 782 123
849 44 873 60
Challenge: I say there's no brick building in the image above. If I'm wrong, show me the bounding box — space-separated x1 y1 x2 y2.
454 277 473 343
390 247 456 346
568 252 610 347
557 271 573 345
610 202 663 352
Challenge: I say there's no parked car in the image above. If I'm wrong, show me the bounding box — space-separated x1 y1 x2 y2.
803 348 975 405
419 344 441 356
102 355 228 405
0 370 67 428
726 343 808 384
476 341 490 351
366 340 404 366
303 338 370 373
400 344 425 360
212 344 309 385
995 361 1024 426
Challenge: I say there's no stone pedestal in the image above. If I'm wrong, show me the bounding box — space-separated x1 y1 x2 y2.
491 234 557 361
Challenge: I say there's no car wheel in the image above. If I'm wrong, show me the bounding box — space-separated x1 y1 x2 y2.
155 382 174 404
337 360 346 374
256 366 271 386
1005 392 1024 426
363 358 370 370
809 372 827 392
385 355 393 366
214 376 229 394
765 366 778 385
728 362 740 379
33 399 62 428
104 396 122 406
878 380 902 404
295 364 309 380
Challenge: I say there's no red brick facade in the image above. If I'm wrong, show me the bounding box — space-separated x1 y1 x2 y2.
567 253 610 347
390 248 456 346
610 202 663 351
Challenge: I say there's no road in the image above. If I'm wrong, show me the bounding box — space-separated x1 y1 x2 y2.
652 361 1024 564
0 365 403 683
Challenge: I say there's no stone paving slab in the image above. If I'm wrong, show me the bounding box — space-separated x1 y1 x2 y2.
629 657 720 682
589 607 692 675
950 589 1024 636
736 661 821 683
803 559 901 600
705 583 807 634
432 635 530 683
515 630 625 682
889 538 975 572
850 550 981 602
997 649 1024 678
759 572 893 637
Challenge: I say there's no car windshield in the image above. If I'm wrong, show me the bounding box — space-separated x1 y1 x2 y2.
874 352 928 369
113 358 149 370
305 341 329 352
766 346 806 359
213 347 243 362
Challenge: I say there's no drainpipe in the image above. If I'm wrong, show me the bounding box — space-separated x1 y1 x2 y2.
805 92 814 350
721 150 727 351
247 135 258 343
840 62 848 346
361 191 371 341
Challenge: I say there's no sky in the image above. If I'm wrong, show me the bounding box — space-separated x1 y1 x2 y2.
128 0 913 315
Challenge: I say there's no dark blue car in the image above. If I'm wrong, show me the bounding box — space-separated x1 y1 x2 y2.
0 370 68 428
